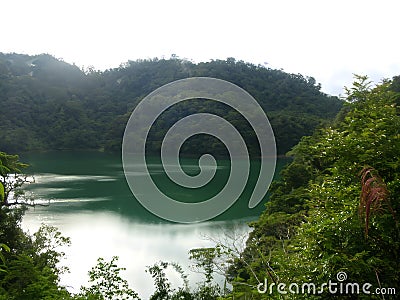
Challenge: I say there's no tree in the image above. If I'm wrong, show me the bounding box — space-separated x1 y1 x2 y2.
146 261 193 300
79 256 139 300
0 52 342 155
0 151 73 299
0 222 72 299
226 75 400 299
0 152 32 207
146 261 172 300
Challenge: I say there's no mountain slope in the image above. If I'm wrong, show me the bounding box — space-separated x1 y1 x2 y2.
0 53 342 155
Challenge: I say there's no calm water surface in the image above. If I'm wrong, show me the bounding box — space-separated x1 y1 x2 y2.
20 151 286 298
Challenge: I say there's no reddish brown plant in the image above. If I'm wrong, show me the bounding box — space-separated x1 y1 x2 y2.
359 166 390 236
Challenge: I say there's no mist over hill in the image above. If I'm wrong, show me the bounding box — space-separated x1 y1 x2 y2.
0 53 342 155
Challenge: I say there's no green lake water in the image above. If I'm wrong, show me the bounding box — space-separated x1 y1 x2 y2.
20 151 287 298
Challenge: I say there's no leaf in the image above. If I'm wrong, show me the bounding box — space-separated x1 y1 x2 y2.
0 243 10 272
0 181 4 202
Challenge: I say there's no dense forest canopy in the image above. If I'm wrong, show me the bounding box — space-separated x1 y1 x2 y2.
225 75 400 299
1 75 398 299
0 53 342 155
4 51 399 299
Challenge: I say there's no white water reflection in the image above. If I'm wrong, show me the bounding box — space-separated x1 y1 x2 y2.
31 197 111 205
22 210 251 299
33 173 117 184
19 152 262 298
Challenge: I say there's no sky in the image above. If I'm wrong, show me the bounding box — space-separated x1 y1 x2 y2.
2 0 400 95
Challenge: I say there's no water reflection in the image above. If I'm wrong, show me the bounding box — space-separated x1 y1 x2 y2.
22 210 252 298
19 151 285 297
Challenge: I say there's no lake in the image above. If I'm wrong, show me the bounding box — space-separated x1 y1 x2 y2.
20 151 287 298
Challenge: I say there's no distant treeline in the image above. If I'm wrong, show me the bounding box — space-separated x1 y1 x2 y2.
0 53 342 155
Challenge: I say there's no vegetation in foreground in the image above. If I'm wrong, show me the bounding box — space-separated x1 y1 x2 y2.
224 75 400 299
1 75 399 299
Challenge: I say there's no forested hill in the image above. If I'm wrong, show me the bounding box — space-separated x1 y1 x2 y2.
0 53 342 155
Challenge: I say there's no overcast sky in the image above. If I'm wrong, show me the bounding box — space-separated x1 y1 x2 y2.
2 0 400 95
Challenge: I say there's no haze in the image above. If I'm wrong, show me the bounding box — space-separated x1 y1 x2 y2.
2 0 400 95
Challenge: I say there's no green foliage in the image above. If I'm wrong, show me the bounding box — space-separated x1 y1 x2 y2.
0 216 72 299
0 52 342 155
146 261 196 300
226 76 400 298
31 225 71 277
0 253 70 299
0 150 73 299
0 152 31 206
145 259 223 300
3 68 400 298
344 74 372 102
147 261 172 300
0 182 4 203
0 243 10 273
79 256 139 300
189 247 221 284
188 248 222 299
